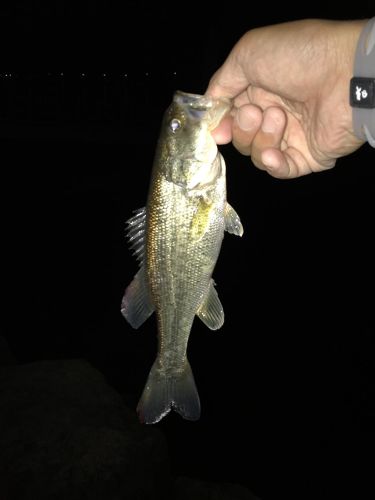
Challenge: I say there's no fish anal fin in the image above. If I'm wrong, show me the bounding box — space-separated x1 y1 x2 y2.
196 279 224 330
121 267 154 329
224 202 243 237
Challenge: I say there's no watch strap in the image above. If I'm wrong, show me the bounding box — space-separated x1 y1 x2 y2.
351 17 375 147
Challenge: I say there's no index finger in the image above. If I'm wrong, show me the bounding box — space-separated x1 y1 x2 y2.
210 113 233 144
205 51 250 143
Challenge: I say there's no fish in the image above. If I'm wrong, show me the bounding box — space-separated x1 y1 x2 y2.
121 90 243 424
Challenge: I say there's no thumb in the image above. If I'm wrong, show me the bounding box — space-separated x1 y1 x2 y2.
205 43 250 100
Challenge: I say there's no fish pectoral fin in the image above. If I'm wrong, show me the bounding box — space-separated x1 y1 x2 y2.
224 202 244 237
196 279 224 330
121 267 154 329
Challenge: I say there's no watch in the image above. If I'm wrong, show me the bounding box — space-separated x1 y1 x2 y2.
350 17 375 147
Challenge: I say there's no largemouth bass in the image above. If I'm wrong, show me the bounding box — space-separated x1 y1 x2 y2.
121 90 243 424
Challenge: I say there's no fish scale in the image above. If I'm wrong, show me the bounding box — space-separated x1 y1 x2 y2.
148 179 215 367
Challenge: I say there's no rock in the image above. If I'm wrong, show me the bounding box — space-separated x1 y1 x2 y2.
0 359 171 500
174 476 261 500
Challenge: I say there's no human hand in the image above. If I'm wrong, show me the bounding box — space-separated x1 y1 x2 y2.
206 19 367 178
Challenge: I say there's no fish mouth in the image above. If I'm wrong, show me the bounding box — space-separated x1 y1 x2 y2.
174 91 214 110
174 90 231 130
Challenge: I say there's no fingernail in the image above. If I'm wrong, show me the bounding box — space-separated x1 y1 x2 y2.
236 107 256 131
261 113 277 134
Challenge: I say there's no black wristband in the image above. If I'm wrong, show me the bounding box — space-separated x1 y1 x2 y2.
350 77 375 109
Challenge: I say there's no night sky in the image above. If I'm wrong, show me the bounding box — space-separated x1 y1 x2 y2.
1 2 374 500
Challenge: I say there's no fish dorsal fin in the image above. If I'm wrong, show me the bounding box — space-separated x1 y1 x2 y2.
121 267 154 329
224 202 244 237
126 207 147 265
196 279 224 330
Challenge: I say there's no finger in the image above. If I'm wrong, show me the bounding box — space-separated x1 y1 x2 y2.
205 45 250 100
260 148 294 178
250 106 287 171
210 114 233 144
261 147 336 179
211 89 255 144
231 104 263 155
233 90 253 108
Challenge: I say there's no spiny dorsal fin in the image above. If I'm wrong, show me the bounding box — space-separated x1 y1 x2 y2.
126 207 146 265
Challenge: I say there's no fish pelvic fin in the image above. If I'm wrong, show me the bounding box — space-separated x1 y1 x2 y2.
137 360 201 424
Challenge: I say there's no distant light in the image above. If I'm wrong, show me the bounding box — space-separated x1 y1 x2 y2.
124 73 128 78
173 71 177 76
145 72 149 76
102 73 107 77
81 73 85 77
60 72 64 76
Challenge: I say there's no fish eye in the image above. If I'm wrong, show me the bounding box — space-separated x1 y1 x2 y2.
170 118 181 133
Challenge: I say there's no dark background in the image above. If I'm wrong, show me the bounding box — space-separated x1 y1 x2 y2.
1 2 374 499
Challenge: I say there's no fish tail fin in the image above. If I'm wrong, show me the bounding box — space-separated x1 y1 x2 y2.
137 359 201 424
